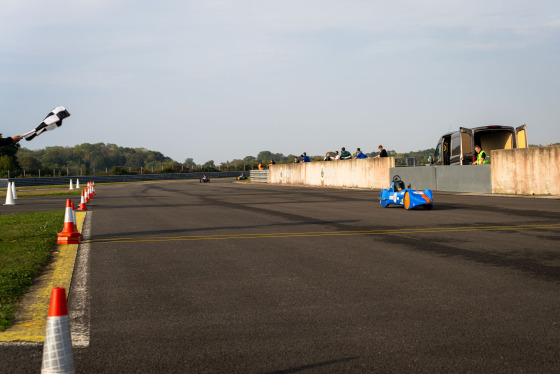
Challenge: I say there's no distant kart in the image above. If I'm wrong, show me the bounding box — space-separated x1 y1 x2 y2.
200 176 210 183
379 175 433 210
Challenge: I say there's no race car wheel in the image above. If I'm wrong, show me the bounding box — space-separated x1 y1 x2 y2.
380 199 388 208
404 191 411 210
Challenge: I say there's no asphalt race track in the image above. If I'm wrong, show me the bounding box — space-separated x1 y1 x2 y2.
1 179 559 373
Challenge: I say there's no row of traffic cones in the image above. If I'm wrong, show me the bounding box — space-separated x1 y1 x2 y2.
69 179 81 190
3 181 18 205
58 181 95 244
2 181 97 372
3 180 96 206
45 182 96 372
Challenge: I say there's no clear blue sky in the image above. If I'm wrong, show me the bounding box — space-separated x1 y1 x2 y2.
1 1 559 164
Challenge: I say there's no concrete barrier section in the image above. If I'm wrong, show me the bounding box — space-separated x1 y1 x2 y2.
388 166 437 191
491 146 560 195
270 158 395 189
389 165 491 193
436 165 491 193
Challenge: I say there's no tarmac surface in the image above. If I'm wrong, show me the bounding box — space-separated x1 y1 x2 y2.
1 179 559 373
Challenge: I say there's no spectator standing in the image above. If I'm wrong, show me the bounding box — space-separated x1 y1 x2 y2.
355 148 368 159
340 147 352 160
334 151 340 160
324 152 332 161
301 152 311 162
374 145 388 158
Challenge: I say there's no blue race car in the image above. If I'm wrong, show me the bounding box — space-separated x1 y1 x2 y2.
379 175 433 210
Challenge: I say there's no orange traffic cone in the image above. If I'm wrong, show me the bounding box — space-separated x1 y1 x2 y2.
57 199 82 245
78 190 88 211
84 188 89 204
41 287 75 374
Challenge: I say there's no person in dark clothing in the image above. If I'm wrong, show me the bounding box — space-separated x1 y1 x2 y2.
0 135 23 146
374 145 388 158
340 147 352 160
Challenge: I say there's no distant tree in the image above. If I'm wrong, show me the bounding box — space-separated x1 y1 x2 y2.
202 160 215 168
18 155 42 174
257 151 273 164
184 158 196 169
0 133 20 177
109 166 134 175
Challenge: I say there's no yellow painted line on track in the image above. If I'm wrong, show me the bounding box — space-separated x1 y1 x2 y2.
86 223 560 244
0 212 86 343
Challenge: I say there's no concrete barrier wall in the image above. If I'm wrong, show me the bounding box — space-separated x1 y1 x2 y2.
436 165 491 193
389 165 492 193
267 147 559 196
491 146 560 195
269 158 395 189
389 166 437 191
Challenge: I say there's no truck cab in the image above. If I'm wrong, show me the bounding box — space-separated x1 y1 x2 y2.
431 125 527 165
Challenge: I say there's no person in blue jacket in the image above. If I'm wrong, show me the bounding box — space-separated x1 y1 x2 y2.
300 152 311 162
355 148 368 159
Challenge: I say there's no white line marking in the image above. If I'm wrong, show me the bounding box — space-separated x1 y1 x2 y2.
69 212 91 348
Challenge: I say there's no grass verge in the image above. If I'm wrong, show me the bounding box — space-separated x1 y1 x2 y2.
1 187 82 198
0 211 63 331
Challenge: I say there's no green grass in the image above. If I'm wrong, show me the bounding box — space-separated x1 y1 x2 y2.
0 189 82 198
0 211 63 330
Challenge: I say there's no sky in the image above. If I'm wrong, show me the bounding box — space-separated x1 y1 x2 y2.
1 0 559 164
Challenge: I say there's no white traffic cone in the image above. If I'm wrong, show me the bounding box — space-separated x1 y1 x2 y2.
11 181 17 199
41 287 75 374
76 179 80 189
4 183 15 205
69 179 74 190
